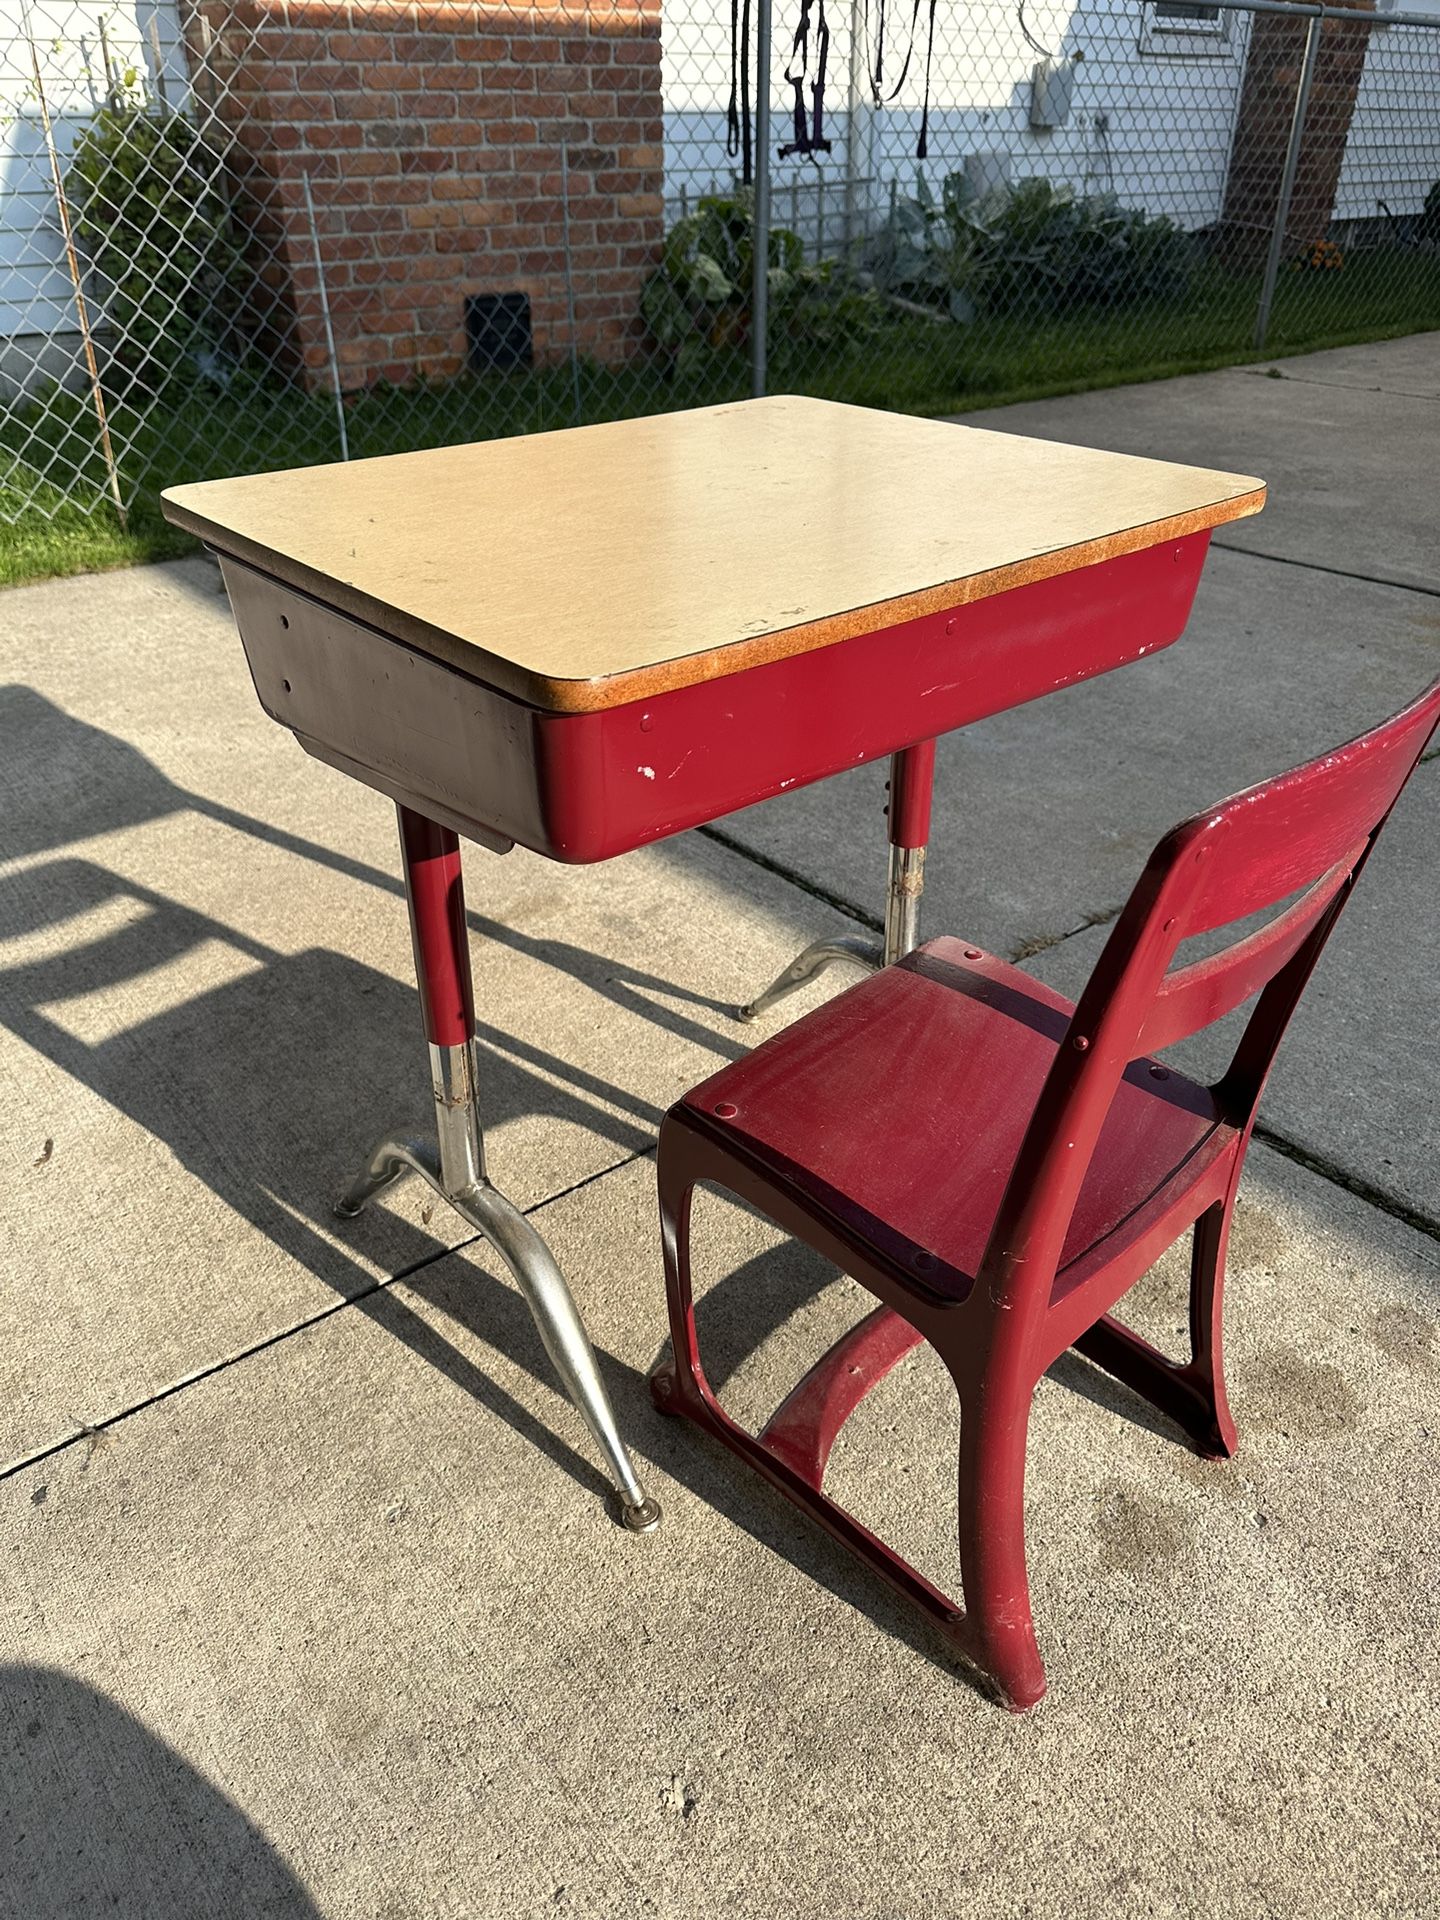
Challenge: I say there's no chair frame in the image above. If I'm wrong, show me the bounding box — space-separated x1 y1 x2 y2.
651 679 1440 1709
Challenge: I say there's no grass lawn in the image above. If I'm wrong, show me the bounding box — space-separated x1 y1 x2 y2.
3 247 1437 589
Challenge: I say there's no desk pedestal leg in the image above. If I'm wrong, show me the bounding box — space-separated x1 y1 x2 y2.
335 805 661 1534
737 740 935 1022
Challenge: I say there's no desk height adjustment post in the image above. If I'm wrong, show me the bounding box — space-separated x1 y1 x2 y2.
736 740 936 1022
334 805 661 1535
884 738 935 966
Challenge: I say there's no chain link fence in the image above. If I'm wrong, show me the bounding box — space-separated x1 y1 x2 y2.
2 0 1437 549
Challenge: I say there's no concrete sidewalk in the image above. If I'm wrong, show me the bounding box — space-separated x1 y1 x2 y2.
2 335 1437 1918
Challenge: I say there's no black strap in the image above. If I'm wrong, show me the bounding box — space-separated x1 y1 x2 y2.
865 0 937 159
734 0 936 184
918 0 936 159
779 0 833 159
727 0 754 184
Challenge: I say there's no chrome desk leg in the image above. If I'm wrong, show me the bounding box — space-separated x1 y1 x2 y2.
336 805 661 1535
737 740 936 1022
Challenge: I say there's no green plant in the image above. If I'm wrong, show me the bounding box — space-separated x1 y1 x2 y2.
642 192 883 363
958 178 1196 316
67 86 250 390
861 174 1192 322
861 173 981 321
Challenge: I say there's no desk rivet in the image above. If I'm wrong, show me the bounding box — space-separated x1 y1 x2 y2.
1149 1064 1169 1080
1073 1035 1090 1052
639 712 653 732
964 948 982 959
945 618 956 636
714 1101 738 1118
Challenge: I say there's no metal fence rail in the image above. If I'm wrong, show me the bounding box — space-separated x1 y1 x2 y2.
1 0 1437 532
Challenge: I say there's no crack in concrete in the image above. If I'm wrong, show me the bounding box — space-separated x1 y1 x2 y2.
1211 539 1440 602
1010 903 1122 964
1252 1125 1440 1251
696 824 883 934
1241 367 1440 403
0 1144 656 1485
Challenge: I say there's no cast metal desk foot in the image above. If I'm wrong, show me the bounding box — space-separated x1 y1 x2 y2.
737 743 936 1023
336 805 661 1536
736 933 881 1023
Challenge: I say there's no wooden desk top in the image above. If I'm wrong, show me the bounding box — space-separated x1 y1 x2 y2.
163 396 1264 714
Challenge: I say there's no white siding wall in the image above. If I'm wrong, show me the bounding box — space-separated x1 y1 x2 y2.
1 0 189 345
660 0 1253 244
1335 7 1440 224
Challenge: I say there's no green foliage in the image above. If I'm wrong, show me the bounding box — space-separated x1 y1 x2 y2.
963 178 1195 315
642 191 883 361
865 173 1194 321
67 100 250 389
861 172 979 322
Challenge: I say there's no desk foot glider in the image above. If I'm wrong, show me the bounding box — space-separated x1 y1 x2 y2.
738 741 935 1021
334 805 662 1535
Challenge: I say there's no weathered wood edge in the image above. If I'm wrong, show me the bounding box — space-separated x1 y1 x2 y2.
163 482 1265 716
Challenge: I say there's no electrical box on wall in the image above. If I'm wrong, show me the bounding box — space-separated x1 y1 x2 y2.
1029 55 1080 130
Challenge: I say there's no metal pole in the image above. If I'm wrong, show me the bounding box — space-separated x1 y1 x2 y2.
1254 12 1322 352
27 36 128 531
301 171 349 462
147 13 169 111
844 0 869 252
751 0 773 398
560 142 583 427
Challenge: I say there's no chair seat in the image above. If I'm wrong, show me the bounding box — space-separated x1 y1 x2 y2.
685 937 1234 1302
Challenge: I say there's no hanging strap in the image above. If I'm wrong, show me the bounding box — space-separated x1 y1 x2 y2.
865 0 938 160
727 0 754 184
779 0 834 159
917 0 936 159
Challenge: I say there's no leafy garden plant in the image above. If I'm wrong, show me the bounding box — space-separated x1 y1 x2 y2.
641 191 883 365
67 82 250 390
866 173 1195 320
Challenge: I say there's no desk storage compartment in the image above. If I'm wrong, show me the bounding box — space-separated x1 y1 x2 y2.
220 533 1210 865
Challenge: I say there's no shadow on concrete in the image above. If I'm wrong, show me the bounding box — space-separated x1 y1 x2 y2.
0 691 748 1510
0 686 1205 1678
0 683 751 1055
0 1665 320 1919
0 854 641 1505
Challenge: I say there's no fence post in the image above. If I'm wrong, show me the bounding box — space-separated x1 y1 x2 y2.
751 0 773 398
1254 11 1322 352
560 142 583 427
301 171 349 463
27 37 128 531
843 0 871 252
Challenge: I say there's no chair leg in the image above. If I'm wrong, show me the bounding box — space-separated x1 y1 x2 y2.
652 1122 1046 1707
1185 1198 1239 1458
1071 1200 1240 1460
649 1146 719 1426
956 1390 1047 1711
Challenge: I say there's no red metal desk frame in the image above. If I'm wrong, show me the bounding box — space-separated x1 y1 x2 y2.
200 529 1215 1531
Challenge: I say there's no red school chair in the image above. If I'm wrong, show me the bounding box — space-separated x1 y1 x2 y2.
650 678 1440 1710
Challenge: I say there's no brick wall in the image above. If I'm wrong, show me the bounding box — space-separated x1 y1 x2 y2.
190 0 664 390
1217 0 1376 271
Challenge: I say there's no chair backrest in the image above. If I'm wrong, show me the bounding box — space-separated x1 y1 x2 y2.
981 675 1440 1319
